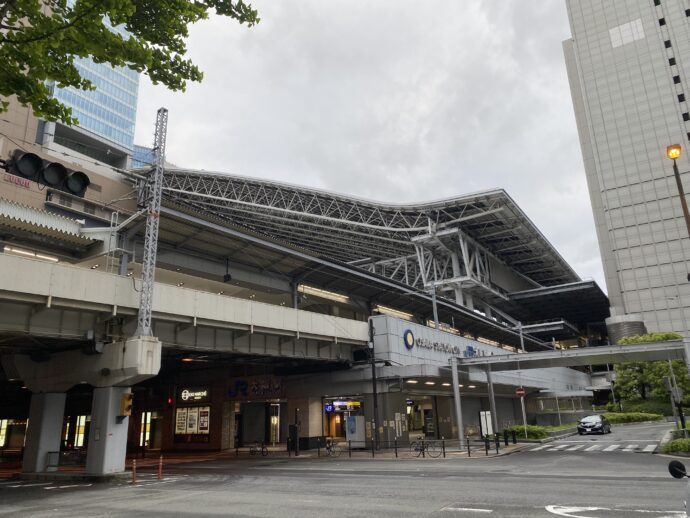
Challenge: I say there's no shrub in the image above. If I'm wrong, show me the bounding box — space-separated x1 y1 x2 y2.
503 424 548 440
618 399 672 416
663 439 690 454
618 332 682 345
602 412 663 424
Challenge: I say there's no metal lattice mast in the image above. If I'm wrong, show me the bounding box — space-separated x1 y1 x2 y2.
135 107 168 337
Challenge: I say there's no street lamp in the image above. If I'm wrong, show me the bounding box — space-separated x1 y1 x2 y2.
667 144 690 240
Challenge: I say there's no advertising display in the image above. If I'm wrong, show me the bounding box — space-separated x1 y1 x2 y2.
175 408 188 434
198 407 210 434
186 407 199 434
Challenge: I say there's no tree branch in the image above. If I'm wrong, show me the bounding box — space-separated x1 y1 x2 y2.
2 3 100 46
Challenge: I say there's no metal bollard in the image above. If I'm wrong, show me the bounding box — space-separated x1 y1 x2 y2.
467 439 471 458
158 455 163 480
512 430 517 444
371 440 375 458
494 434 500 454
394 439 398 458
484 437 489 456
442 439 446 458
422 441 426 458
348 440 352 458
317 437 321 458
503 430 509 446
236 445 239 457
287 437 291 457
132 459 137 484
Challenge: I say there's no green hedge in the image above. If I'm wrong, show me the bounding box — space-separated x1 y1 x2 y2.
663 439 690 454
607 400 672 416
503 424 548 440
618 332 683 344
602 412 663 424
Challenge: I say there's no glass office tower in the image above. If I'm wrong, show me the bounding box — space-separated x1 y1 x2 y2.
52 58 139 153
43 9 140 169
564 0 690 337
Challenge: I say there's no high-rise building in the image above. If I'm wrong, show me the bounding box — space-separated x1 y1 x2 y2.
38 8 139 170
564 0 690 338
40 57 139 169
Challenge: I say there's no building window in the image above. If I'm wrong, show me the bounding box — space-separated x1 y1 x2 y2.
683 113 690 121
670 57 677 66
687 132 690 141
680 94 686 102
654 0 660 5
83 202 96 215
686 9 690 16
659 18 666 26
58 194 72 208
609 19 645 48
675 76 682 84
665 40 672 48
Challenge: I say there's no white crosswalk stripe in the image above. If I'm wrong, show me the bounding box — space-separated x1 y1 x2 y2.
549 444 569 451
525 442 658 454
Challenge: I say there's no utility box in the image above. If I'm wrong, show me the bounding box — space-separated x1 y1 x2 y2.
345 416 365 448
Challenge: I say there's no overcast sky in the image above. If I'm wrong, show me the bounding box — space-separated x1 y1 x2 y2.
134 1 605 291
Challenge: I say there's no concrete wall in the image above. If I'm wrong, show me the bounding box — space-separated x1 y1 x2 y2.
0 253 368 350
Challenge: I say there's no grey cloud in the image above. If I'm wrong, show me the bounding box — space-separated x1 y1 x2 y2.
135 0 606 290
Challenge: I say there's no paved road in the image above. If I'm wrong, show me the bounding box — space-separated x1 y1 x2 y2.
0 422 685 518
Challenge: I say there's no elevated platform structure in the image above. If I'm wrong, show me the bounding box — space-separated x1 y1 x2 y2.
154 169 609 341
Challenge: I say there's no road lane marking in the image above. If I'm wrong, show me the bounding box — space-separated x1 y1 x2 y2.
549 444 569 451
643 444 657 452
584 445 600 451
603 445 620 452
442 507 493 514
530 445 551 451
622 444 638 452
566 445 583 451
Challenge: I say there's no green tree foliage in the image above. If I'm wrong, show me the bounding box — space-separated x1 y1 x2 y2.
613 332 688 404
0 0 258 124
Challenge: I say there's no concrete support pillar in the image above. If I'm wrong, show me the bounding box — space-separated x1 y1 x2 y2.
486 365 498 434
291 282 299 309
85 386 131 475
465 293 474 310
684 338 690 378
23 392 66 473
450 357 465 448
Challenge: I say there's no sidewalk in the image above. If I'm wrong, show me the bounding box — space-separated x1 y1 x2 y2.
0 442 528 480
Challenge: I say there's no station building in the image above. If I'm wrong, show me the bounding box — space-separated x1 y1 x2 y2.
0 101 609 473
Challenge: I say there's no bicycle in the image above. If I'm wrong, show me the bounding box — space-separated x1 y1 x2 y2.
409 436 441 458
324 440 341 457
249 441 268 457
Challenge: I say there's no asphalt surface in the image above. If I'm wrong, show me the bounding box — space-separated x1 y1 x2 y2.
0 422 685 518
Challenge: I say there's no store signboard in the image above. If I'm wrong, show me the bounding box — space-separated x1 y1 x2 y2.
178 387 210 404
374 315 500 367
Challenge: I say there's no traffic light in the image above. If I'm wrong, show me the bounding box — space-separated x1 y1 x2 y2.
2 149 90 197
119 393 133 417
